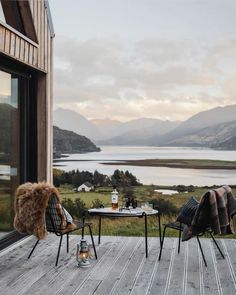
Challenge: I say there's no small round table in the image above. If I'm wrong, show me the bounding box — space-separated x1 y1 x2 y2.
88 207 161 258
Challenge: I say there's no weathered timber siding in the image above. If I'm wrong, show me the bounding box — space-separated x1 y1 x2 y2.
0 0 54 182
0 0 52 73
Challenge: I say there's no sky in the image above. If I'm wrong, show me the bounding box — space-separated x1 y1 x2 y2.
49 0 236 122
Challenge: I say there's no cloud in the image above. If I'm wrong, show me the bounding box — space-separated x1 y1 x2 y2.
53 36 236 121
223 75 236 98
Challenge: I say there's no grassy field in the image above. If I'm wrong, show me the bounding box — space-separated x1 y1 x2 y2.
59 184 236 209
58 184 236 238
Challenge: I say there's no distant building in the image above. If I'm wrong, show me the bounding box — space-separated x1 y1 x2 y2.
77 182 94 192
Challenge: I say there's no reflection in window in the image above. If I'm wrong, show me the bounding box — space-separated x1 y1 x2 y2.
0 1 6 23
0 71 11 103
0 69 19 234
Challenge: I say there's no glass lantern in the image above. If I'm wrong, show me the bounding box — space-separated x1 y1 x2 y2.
76 239 91 267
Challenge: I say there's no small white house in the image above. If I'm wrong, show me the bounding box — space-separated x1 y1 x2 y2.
77 182 94 192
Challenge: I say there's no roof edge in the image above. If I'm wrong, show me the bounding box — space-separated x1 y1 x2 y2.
44 0 55 38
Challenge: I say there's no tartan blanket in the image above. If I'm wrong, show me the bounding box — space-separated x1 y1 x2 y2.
182 185 236 241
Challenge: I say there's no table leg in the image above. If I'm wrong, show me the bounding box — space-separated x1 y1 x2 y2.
98 216 101 244
158 213 162 247
144 213 148 258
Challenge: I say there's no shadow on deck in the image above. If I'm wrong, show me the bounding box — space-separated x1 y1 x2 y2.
0 235 236 294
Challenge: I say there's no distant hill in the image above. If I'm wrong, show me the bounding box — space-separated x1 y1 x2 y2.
90 118 121 126
155 120 236 149
214 136 236 150
150 104 236 148
53 126 100 157
54 108 102 140
98 119 181 145
211 122 236 150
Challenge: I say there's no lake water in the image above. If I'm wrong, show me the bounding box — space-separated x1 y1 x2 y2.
54 146 236 186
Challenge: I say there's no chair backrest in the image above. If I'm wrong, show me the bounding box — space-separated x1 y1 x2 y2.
176 196 199 226
46 194 67 233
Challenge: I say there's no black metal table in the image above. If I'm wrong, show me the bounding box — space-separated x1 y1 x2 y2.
88 207 161 258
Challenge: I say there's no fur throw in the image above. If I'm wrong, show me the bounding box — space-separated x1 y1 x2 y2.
14 182 61 240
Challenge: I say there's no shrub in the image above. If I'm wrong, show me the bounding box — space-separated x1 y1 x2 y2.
62 197 87 219
91 198 104 208
151 198 179 216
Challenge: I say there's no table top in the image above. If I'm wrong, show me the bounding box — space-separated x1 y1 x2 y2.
88 207 159 217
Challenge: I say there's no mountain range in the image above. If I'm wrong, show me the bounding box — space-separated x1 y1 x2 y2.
54 108 102 140
53 104 236 150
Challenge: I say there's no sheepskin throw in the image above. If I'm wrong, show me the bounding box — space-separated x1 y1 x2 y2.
14 182 61 240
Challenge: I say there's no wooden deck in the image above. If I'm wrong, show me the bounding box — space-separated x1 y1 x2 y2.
0 235 236 294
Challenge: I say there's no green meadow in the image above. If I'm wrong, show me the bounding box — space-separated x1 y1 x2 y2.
58 184 236 238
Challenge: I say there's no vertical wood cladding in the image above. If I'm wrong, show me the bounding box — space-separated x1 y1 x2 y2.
0 0 52 73
0 0 54 182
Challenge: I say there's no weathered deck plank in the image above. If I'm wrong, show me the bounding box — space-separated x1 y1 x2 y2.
110 237 148 295
149 237 177 294
0 236 236 295
212 239 236 295
129 238 159 295
166 238 187 295
185 238 201 295
200 238 219 295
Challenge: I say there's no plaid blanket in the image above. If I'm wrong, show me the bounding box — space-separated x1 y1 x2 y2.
182 185 236 241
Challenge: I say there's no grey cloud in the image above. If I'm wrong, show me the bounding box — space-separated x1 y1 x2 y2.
134 39 198 67
203 38 236 72
53 36 235 120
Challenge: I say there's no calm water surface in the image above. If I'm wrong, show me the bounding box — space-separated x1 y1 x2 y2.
54 146 236 186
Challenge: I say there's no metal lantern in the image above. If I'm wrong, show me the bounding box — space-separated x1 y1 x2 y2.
76 239 91 267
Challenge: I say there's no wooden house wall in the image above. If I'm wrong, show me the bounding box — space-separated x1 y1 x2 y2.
0 0 51 73
0 0 53 182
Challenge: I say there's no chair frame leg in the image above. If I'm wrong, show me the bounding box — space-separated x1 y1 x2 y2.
158 213 162 249
28 239 40 259
178 224 182 254
209 232 225 259
88 224 97 259
56 235 63 266
158 225 167 261
158 223 221 268
28 224 97 267
67 233 69 253
196 235 207 267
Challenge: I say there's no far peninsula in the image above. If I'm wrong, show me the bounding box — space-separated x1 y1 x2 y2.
102 159 236 170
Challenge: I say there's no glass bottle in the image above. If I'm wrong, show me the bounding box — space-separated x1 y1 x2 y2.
111 186 119 210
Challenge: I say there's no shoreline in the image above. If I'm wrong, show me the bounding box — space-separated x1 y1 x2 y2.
101 158 236 170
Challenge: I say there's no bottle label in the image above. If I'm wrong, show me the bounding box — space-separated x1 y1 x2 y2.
111 189 118 209
112 194 118 203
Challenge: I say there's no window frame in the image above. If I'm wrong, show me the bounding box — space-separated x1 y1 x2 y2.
0 56 38 250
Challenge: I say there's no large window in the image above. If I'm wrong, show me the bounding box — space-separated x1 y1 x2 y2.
0 66 37 244
0 70 20 237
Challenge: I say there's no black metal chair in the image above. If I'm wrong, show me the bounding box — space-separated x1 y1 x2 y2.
158 221 224 266
28 194 97 266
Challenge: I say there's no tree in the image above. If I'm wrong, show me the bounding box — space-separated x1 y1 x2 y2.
72 173 82 187
93 170 107 186
125 170 141 186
